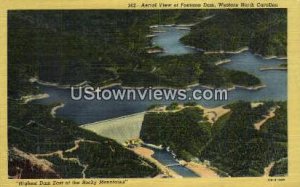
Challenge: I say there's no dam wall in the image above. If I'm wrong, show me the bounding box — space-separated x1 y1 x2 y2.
80 112 145 143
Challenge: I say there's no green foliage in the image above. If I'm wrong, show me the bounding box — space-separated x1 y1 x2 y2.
183 102 197 107
270 158 288 176
249 11 287 57
64 142 157 178
181 9 287 57
166 102 179 110
140 101 287 177
280 63 287 68
43 155 83 178
198 61 261 88
8 100 159 178
228 70 261 87
200 101 287 176
8 10 265 98
140 107 211 160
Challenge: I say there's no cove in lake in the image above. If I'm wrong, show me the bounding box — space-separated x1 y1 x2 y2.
152 26 196 55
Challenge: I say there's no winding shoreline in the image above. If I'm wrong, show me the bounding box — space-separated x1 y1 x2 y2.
202 46 287 61
254 53 287 60
215 59 231 66
130 146 182 178
21 93 50 104
199 84 266 91
204 47 249 55
51 103 65 118
260 67 287 71
29 26 286 93
227 84 266 91
29 77 90 89
183 161 220 178
32 77 266 92
148 15 215 29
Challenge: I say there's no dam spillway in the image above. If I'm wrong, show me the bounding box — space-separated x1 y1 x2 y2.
80 112 145 143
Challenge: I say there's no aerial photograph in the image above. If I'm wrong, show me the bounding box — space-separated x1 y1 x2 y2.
8 9 287 178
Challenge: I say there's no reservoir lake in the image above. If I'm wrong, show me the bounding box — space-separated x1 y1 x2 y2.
34 25 287 177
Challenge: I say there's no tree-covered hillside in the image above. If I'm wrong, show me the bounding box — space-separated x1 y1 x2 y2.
8 100 159 178
8 9 286 98
181 9 287 57
140 101 287 177
141 107 211 161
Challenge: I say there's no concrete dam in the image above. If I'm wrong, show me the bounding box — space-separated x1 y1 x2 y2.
80 112 145 143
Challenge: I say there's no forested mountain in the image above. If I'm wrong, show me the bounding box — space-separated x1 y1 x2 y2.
141 101 287 176
141 107 212 160
8 100 159 178
9 9 286 98
181 9 287 56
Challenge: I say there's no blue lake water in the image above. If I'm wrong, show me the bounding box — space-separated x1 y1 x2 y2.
152 26 196 55
33 25 287 178
34 27 287 124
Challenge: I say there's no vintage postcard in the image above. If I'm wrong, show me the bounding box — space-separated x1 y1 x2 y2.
0 0 299 187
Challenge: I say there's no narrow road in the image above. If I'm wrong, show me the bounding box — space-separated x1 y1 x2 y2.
34 139 100 178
